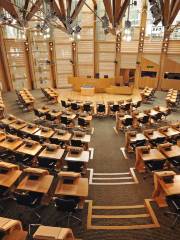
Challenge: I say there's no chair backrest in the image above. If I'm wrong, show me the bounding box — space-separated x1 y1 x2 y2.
34 109 41 118
112 104 119 112
54 197 77 212
67 161 83 172
97 104 105 112
61 100 66 108
83 104 91 112
78 118 86 126
61 116 68 124
142 115 150 123
71 103 78 110
124 118 133 126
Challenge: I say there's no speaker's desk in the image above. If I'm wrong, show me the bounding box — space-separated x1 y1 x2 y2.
68 76 115 93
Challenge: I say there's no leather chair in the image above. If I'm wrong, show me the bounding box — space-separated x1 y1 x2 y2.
165 194 180 228
53 196 81 226
13 191 43 220
96 104 106 117
143 159 166 179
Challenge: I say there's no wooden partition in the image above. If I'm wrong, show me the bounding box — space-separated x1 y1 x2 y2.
161 57 180 90
138 57 159 88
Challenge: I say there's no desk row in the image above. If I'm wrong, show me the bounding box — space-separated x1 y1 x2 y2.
125 124 180 152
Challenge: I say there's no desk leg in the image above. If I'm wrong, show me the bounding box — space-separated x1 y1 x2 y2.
78 197 85 209
152 175 167 207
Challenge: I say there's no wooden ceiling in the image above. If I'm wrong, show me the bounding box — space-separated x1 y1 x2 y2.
0 0 179 32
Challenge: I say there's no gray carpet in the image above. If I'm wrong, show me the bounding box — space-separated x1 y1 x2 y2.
1 90 180 240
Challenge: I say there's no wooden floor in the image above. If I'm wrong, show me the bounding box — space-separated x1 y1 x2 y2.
56 88 141 103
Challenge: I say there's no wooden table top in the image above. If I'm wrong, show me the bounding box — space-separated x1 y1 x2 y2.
61 113 76 120
162 127 180 137
4 229 28 240
157 174 180 196
0 169 22 187
141 149 166 161
51 132 72 141
16 141 43 156
17 174 54 193
0 217 21 231
149 109 159 116
34 128 55 138
55 177 88 197
160 145 180 158
0 131 6 142
1 117 16 125
48 110 62 118
79 115 93 121
65 151 89 162
119 114 132 120
0 137 23 150
9 121 27 130
130 133 147 142
145 130 166 140
38 147 64 160
33 226 74 240
37 108 50 114
72 134 91 143
20 124 40 135
134 112 147 119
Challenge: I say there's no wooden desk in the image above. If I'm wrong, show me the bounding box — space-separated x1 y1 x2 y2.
38 146 64 161
81 86 95 96
17 170 53 194
69 76 115 93
144 130 166 141
0 136 23 150
1 116 16 125
160 127 180 138
61 113 76 121
55 176 88 208
51 132 72 142
0 163 22 188
152 171 180 207
0 217 27 240
48 110 62 119
34 128 54 139
159 144 180 159
9 120 27 130
0 131 6 142
129 133 147 143
72 134 91 150
37 107 50 115
33 225 75 240
16 140 42 156
135 148 166 173
20 124 40 135
65 151 89 163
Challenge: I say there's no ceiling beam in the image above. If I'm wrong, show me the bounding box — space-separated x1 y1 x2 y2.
59 0 66 19
26 0 43 21
163 0 170 26
103 0 113 24
117 0 130 24
53 1 62 19
92 0 97 9
23 0 30 19
0 0 20 20
66 0 72 16
71 0 85 22
169 0 180 25
115 0 121 25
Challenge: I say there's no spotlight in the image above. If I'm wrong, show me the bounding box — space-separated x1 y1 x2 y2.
149 0 162 26
74 25 81 34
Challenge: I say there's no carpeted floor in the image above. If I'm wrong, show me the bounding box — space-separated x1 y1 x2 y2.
1 89 180 240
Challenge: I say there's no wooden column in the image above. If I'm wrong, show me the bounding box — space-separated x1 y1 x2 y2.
134 0 147 89
115 32 121 84
25 30 36 90
157 28 171 90
93 4 98 75
48 41 57 88
0 26 12 91
72 41 77 76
